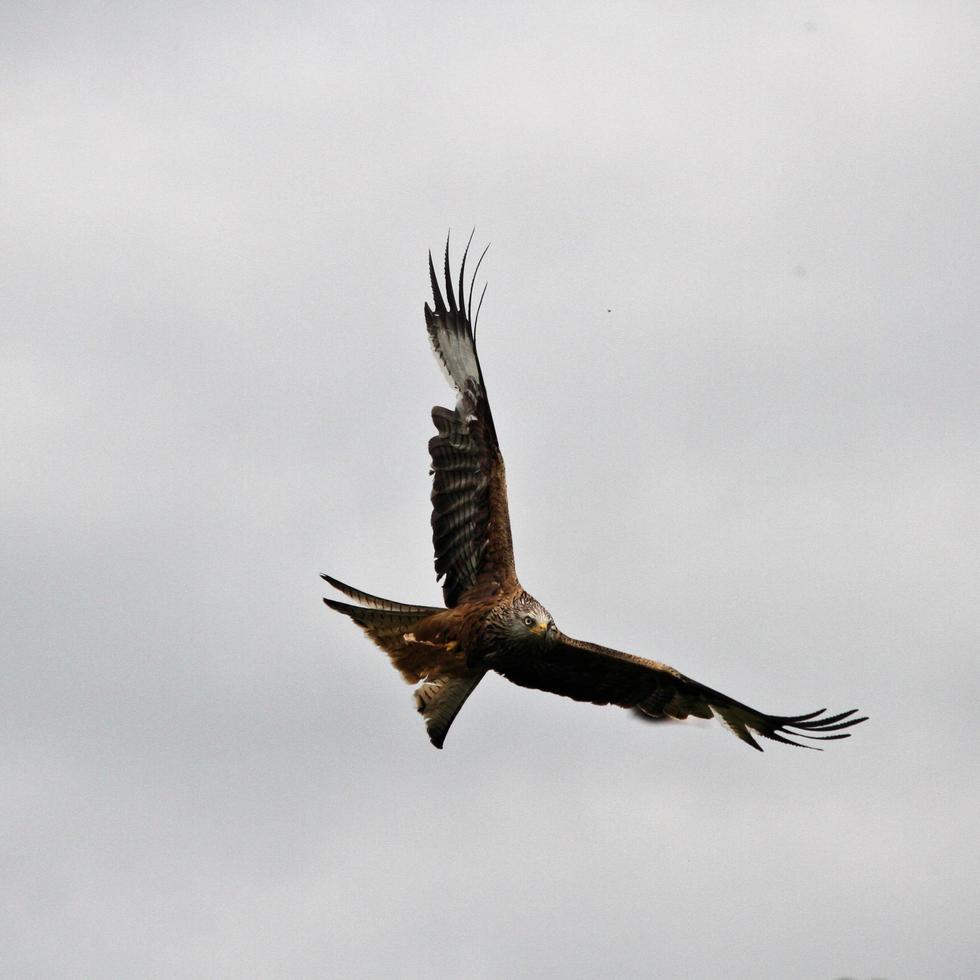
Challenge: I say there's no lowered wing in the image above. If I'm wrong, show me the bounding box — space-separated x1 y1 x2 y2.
494 632 867 751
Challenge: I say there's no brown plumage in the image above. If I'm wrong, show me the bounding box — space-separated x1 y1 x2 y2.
323 235 867 751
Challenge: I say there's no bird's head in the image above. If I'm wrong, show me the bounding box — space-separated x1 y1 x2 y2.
503 592 556 645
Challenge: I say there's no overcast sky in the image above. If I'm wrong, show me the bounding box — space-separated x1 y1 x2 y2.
3 2 978 977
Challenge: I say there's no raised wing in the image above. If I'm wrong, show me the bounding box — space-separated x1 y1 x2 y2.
425 235 517 607
494 632 867 751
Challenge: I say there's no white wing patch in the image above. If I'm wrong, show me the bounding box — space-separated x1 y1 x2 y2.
427 320 480 400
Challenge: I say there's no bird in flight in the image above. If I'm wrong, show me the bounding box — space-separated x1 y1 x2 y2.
323 236 867 751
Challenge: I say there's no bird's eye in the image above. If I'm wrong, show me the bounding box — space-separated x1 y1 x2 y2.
524 616 534 627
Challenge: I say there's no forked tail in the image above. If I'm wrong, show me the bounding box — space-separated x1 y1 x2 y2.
321 574 484 747
321 574 442 683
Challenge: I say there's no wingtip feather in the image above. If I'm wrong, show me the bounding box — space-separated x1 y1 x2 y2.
428 251 446 314
443 234 458 313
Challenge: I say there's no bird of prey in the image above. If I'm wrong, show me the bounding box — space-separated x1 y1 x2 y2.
323 237 867 752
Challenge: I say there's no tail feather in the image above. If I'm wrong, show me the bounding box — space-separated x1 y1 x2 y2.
322 583 441 684
320 574 437 613
414 672 485 749
322 577 483 748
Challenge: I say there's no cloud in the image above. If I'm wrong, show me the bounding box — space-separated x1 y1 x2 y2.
2 3 978 977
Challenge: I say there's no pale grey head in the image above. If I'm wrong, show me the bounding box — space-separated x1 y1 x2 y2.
483 591 557 652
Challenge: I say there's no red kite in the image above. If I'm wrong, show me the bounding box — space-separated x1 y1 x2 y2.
324 238 867 751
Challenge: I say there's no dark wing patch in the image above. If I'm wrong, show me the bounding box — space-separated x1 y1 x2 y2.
495 632 868 751
425 235 516 607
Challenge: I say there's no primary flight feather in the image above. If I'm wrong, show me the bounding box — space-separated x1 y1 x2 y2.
323 236 867 751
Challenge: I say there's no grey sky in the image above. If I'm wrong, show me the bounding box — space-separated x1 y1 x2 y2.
2 2 978 977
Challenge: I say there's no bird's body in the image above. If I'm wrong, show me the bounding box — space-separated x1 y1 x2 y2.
323 236 866 752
